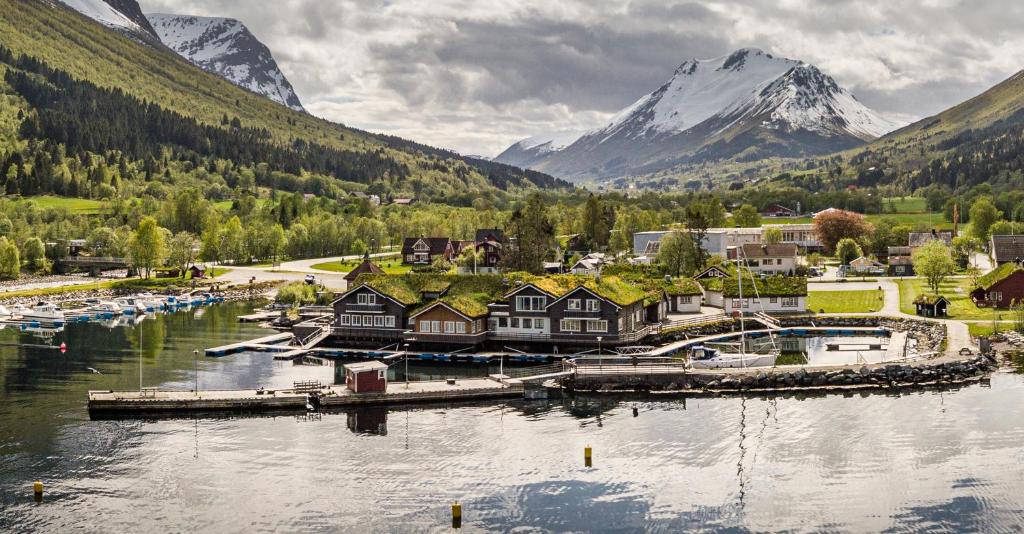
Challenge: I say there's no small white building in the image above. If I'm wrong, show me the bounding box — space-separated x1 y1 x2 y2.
732 243 798 276
763 223 822 252
700 276 807 315
850 256 885 274
569 253 607 275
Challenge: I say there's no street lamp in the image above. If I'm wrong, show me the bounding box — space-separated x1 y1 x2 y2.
597 336 603 369
403 343 410 389
194 349 199 393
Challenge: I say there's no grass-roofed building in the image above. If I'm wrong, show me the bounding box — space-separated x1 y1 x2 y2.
970 262 1024 308
700 275 807 315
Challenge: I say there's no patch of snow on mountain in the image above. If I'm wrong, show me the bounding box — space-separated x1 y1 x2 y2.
516 131 583 153
61 0 141 32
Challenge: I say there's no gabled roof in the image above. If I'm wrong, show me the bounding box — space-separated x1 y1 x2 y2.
525 274 646 307
887 246 912 257
401 237 451 255
345 361 387 372
889 256 913 266
694 265 732 279
976 262 1024 291
740 243 798 259
851 256 883 266
343 256 384 282
908 231 953 248
913 294 949 306
990 235 1024 264
475 228 505 243
408 297 489 320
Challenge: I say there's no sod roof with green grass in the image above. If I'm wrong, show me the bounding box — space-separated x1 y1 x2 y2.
699 275 807 297
976 263 1024 290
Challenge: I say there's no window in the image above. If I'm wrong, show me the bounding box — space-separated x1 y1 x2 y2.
405 254 415 262
516 295 547 311
373 315 384 327
357 293 376 305
561 319 581 332
511 318 520 328
568 299 581 310
431 320 441 333
990 292 1002 302
339 315 350 326
364 316 373 326
535 318 545 330
456 322 466 334
444 321 456 333
731 299 741 309
587 320 608 333
385 316 395 328
782 297 798 307
679 296 692 305
499 317 508 327
522 318 533 329
585 299 600 312
770 297 777 303
377 370 385 380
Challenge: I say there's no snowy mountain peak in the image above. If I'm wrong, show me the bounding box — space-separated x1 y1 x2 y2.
58 0 159 42
496 47 902 182
146 14 305 112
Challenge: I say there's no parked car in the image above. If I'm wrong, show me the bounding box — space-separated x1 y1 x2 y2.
304 274 316 285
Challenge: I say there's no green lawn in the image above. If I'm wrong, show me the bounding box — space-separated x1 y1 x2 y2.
19 196 105 214
896 278 995 320
767 212 949 228
807 289 884 313
311 256 410 275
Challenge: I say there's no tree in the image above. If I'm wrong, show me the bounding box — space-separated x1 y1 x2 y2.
502 193 554 273
0 237 19 279
835 238 862 265
684 200 725 270
969 197 1002 241
166 232 198 278
732 204 761 227
128 217 167 279
657 230 696 276
221 215 246 264
457 244 483 272
22 237 47 273
913 240 956 294
950 236 982 269
199 216 222 264
580 194 611 250
86 227 118 257
813 209 872 253
266 224 286 265
763 227 782 245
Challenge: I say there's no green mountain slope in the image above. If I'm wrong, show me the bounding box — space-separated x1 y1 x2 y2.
0 0 566 201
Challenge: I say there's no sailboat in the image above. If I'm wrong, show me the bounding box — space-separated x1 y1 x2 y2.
689 253 779 369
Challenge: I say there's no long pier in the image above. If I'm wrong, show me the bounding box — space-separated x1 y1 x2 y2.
88 377 523 416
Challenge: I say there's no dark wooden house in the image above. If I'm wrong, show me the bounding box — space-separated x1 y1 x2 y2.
888 256 914 277
546 286 645 344
401 237 454 265
990 235 1024 265
404 300 489 345
332 284 410 341
913 295 949 317
343 253 384 284
488 283 554 339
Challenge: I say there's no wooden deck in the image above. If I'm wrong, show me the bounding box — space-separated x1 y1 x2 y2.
87 378 522 415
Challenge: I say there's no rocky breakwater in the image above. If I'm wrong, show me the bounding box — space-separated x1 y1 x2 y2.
778 316 946 355
699 355 997 393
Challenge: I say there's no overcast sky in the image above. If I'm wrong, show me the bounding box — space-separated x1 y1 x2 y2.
140 0 1024 157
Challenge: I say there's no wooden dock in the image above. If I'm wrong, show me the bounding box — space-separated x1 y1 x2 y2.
205 332 294 356
87 378 522 416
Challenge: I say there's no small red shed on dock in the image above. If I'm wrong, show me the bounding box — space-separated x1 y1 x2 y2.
344 361 388 393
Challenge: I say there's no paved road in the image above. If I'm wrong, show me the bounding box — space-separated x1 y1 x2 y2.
214 252 397 291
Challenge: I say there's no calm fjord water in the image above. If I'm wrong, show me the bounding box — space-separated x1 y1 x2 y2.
2 302 1024 532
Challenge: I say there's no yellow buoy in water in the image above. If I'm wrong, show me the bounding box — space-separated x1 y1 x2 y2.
452 501 462 528
584 445 593 467
33 480 43 501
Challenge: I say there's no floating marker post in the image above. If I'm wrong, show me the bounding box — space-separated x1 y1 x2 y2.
584 445 593 467
33 480 43 502
451 502 462 528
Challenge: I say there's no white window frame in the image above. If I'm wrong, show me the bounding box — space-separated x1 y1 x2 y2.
679 296 692 305
373 315 384 327
585 299 600 312
561 319 581 332
511 317 520 328
357 293 377 305
377 370 385 380
339 314 350 326
456 322 466 334
782 297 798 308
444 321 456 333
535 318 545 330
568 299 581 310
516 296 547 311
385 316 395 328
731 299 741 309
522 318 532 329
587 320 608 333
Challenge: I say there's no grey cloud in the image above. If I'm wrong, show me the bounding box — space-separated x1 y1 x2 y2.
140 0 1024 156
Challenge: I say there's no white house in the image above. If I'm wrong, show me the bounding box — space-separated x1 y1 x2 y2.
700 276 807 315
569 253 607 275
732 243 798 275
763 223 822 252
850 256 885 274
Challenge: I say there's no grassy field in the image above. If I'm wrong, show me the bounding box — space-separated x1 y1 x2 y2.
896 278 996 320
882 196 928 213
311 256 411 274
766 212 949 228
807 290 884 313
18 196 106 214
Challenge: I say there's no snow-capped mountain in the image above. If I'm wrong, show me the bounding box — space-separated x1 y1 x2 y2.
147 14 305 112
58 0 159 43
496 48 899 181
493 131 582 170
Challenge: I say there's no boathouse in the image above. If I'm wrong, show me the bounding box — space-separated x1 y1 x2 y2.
405 300 489 345
344 361 388 393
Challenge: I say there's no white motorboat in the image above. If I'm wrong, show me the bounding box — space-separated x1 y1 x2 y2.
134 293 165 312
20 301 66 324
113 297 146 315
85 299 123 314
0 304 11 318
689 344 778 369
